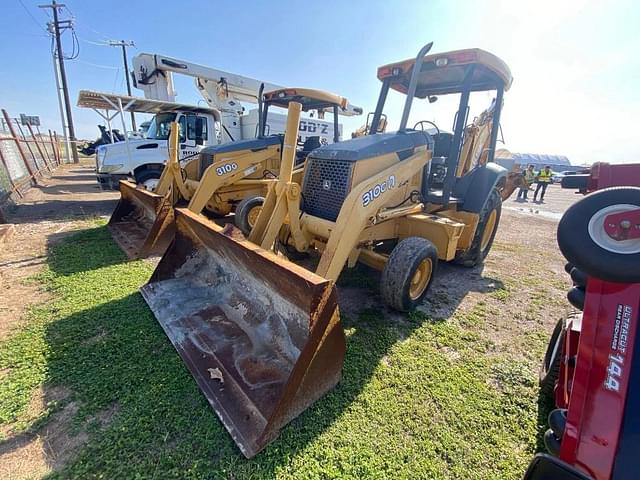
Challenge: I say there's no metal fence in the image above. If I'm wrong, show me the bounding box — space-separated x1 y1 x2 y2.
0 108 63 202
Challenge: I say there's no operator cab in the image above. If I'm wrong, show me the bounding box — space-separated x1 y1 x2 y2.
196 88 362 177
373 46 513 207
259 88 363 164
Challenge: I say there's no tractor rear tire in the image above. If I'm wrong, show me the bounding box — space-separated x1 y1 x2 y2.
381 237 438 312
557 187 640 283
235 196 264 236
455 188 502 267
539 318 565 398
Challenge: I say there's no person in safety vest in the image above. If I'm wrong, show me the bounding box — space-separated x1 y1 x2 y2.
534 165 553 202
517 164 536 201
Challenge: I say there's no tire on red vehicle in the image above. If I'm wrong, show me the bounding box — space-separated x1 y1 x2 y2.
557 187 640 283
539 318 565 398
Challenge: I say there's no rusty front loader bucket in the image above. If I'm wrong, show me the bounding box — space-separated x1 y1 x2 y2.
108 180 175 259
140 208 345 458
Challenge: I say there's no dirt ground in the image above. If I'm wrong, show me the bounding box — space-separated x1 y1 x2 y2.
0 166 580 478
0 164 118 479
0 164 118 340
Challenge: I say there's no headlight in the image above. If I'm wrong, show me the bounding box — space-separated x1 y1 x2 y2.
100 164 124 173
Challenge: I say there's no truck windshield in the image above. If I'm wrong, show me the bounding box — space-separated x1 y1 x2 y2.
146 113 177 140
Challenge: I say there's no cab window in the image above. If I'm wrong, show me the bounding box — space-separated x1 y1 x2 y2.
178 115 187 142
187 115 208 144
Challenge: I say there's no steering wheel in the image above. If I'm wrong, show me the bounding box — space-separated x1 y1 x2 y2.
413 120 440 136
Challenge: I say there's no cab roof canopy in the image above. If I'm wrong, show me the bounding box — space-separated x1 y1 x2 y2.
377 48 513 97
263 88 363 116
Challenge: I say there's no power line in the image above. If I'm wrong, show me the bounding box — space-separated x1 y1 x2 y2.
76 36 110 46
74 59 120 70
17 0 48 32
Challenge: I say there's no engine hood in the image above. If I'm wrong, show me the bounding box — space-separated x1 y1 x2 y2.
309 131 433 162
98 138 168 173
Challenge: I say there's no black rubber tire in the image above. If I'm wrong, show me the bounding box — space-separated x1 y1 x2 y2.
569 267 588 288
380 237 438 312
557 187 640 283
454 188 502 267
234 196 264 236
548 409 567 439
134 169 161 192
567 286 585 311
564 262 574 274
539 318 565 398
544 429 562 457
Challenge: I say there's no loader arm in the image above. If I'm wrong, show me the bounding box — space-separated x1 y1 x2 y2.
186 146 279 214
155 122 190 202
316 148 431 281
248 102 302 249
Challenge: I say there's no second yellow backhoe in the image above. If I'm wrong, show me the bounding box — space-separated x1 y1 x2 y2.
107 88 362 258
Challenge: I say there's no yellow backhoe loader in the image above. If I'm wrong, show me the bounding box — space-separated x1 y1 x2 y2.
140 42 513 457
107 88 361 258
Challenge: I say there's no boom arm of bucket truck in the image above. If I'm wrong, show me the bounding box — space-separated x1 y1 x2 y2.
132 53 284 115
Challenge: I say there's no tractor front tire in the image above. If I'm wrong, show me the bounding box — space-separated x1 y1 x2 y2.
455 188 502 267
235 196 264 236
381 237 438 312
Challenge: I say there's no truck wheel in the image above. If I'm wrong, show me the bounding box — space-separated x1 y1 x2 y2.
539 318 565 398
557 187 640 283
135 170 161 192
381 237 438 312
235 196 264 236
455 188 502 267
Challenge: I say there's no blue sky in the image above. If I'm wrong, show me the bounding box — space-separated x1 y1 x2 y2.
2 0 638 164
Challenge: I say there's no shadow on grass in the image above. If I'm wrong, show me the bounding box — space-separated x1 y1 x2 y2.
33 293 429 477
535 386 555 453
45 225 129 277
6 222 510 478
336 260 505 323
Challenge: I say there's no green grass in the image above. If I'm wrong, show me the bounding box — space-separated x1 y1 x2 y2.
0 224 549 479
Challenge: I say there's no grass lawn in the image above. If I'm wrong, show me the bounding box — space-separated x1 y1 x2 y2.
0 223 553 479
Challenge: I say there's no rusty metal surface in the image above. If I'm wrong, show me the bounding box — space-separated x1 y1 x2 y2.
140 208 345 457
108 181 175 258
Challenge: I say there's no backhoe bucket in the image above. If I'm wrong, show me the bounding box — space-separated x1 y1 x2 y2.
108 180 175 258
140 208 345 458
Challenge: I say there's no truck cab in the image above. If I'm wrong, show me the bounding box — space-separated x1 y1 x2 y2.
95 110 218 190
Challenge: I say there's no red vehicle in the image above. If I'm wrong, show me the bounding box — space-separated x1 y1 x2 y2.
524 163 640 480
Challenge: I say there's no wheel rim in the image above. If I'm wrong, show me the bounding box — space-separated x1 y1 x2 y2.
480 209 498 251
142 178 159 192
409 258 433 301
247 206 262 228
587 204 640 254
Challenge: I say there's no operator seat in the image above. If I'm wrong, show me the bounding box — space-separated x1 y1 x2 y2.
296 136 322 165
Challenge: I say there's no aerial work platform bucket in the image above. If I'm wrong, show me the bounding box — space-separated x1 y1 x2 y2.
108 180 175 258
140 208 345 457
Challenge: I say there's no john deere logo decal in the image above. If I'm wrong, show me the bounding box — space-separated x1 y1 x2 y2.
323 180 332 190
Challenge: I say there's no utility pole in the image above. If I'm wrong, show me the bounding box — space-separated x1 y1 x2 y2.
109 40 136 131
39 1 79 163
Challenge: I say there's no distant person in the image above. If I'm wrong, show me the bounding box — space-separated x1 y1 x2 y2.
534 165 553 202
517 164 536 201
